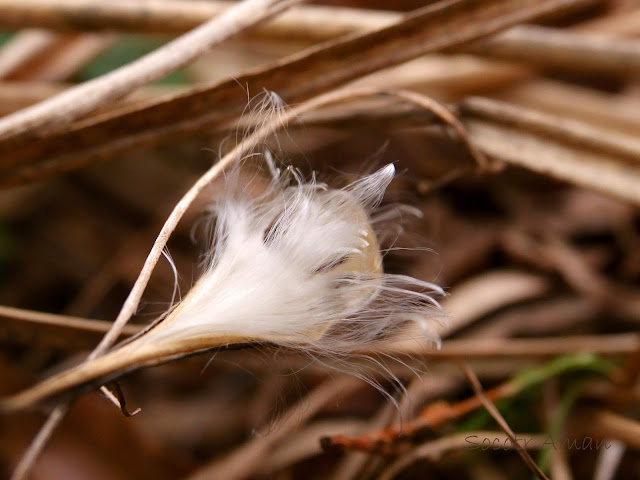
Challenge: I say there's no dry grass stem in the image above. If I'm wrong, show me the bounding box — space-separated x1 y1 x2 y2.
10 404 70 480
0 0 301 144
0 29 59 78
0 0 397 40
461 96 640 163
24 35 116 82
187 377 360 480
495 80 640 135
0 304 139 349
458 363 550 480
426 334 640 359
465 120 640 206
469 25 640 77
573 409 640 451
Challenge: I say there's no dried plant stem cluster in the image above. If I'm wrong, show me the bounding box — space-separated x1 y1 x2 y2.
0 0 639 480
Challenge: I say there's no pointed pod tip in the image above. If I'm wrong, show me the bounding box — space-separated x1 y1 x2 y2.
383 163 395 176
378 163 396 187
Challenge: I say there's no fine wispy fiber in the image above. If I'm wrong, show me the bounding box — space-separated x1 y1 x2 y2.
143 161 445 351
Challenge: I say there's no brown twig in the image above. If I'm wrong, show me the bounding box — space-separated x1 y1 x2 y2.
321 377 516 454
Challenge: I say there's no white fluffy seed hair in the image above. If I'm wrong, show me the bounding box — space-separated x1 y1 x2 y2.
139 160 445 365
0 157 447 414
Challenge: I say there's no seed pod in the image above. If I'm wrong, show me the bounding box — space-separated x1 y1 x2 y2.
0 163 443 413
